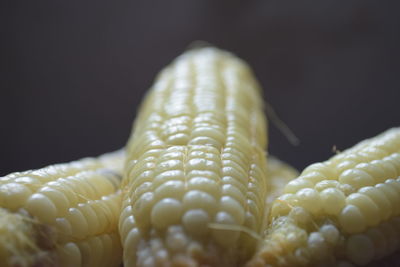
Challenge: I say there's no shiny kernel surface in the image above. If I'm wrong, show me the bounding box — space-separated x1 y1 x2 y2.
249 128 400 267
0 151 124 267
122 47 268 266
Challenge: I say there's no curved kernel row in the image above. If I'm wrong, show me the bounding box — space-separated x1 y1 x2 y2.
121 47 269 266
248 128 400 267
0 151 124 267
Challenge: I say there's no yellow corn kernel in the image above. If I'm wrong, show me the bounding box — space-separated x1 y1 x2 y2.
0 151 124 267
121 47 269 266
248 128 400 267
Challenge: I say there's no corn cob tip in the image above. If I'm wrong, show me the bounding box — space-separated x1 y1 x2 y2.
186 40 215 50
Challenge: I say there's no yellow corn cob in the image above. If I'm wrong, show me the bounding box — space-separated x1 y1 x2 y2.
120 47 269 266
0 151 124 267
247 128 400 267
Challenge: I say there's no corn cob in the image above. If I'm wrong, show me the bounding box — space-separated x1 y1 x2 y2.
0 151 124 267
247 128 400 267
120 47 269 266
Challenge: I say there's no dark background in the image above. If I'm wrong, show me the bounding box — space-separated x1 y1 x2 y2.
1 0 400 176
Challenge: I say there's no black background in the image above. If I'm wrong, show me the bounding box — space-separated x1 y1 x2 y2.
1 0 400 176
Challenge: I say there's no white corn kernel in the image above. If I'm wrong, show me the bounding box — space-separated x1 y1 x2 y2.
151 198 183 229
339 205 367 234
320 188 346 215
